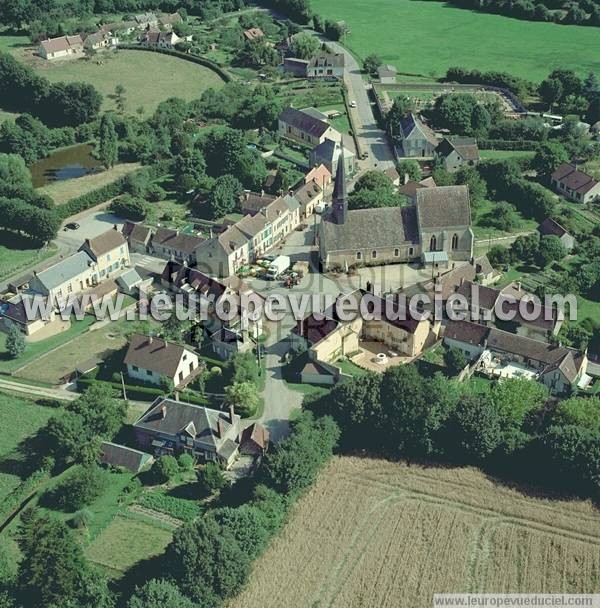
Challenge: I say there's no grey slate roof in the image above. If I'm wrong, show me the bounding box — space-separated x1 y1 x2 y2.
34 251 94 290
124 333 189 377
321 206 419 251
416 185 471 229
399 113 437 145
538 218 568 238
436 137 480 162
116 268 142 290
100 442 153 472
279 107 331 138
308 53 345 68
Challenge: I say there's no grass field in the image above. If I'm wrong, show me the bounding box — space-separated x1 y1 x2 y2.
86 513 174 578
0 393 57 505
0 231 57 281
231 456 600 607
480 150 536 160
36 50 225 115
317 0 600 81
16 317 129 384
38 162 141 205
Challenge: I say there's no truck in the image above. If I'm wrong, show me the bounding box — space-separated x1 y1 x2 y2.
265 255 291 280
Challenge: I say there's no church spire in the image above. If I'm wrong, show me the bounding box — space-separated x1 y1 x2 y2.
332 142 347 225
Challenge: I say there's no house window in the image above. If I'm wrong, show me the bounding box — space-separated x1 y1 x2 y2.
372 250 377 259
430 235 437 251
409 247 414 256
451 233 459 250
356 251 362 260
107 253 111 261
146 369 152 376
132 365 138 372
67 284 73 293
183 353 187 360
394 248 399 257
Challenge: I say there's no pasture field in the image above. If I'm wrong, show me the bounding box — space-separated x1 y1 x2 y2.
316 0 600 81
86 513 174 578
230 456 600 608
36 50 225 114
0 231 57 281
0 393 57 505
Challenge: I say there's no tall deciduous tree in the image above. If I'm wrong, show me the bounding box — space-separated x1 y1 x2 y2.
5 321 25 359
98 113 118 169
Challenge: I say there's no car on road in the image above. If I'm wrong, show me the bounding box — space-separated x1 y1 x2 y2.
349 100 357 108
64 222 80 231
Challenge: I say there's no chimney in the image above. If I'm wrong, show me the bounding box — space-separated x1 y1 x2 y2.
148 335 153 344
260 189 264 197
229 404 236 423
33 270 37 277
160 404 167 419
113 224 118 230
404 172 410 185
517 281 522 291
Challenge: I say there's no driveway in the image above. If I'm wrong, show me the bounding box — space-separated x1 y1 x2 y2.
57 210 126 252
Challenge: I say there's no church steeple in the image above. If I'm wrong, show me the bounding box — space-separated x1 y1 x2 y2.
332 143 347 225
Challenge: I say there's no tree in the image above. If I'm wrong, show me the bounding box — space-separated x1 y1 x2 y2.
553 397 600 431
211 505 271 559
151 455 179 484
289 31 320 59
197 462 226 495
444 347 468 376
5 321 25 359
487 244 511 267
454 166 487 206
236 39 279 68
363 53 382 76
446 395 503 461
43 465 106 511
539 77 563 110
224 381 259 417
511 233 539 265
491 378 548 428
209 174 243 220
114 84 126 114
109 194 148 220
537 235 567 268
386 96 415 137
532 141 568 178
397 159 421 182
348 169 403 209
127 579 195 608
433 93 479 135
173 148 206 193
97 113 118 169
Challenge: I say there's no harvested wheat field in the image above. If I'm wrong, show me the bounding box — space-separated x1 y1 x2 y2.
230 456 600 608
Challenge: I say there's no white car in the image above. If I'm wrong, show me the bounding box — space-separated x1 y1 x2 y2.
349 100 357 108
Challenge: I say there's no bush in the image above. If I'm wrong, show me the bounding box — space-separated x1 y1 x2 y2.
109 194 149 221
178 453 195 472
151 455 179 484
197 462 226 495
69 509 93 529
444 347 468 376
43 465 107 512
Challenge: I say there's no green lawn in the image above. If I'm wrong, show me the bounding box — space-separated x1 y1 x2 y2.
472 199 538 239
0 231 57 282
36 50 225 115
480 150 536 160
0 315 96 374
0 393 58 505
317 0 600 81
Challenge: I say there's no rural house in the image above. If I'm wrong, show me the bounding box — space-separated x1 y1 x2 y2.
100 21 136 35
551 163 600 203
121 221 153 254
377 64 397 84
240 423 270 456
78 227 130 282
0 293 56 337
307 53 345 79
124 333 201 388
243 27 265 41
444 319 589 395
83 30 118 51
281 57 309 77
133 397 243 467
399 176 436 204
294 179 324 218
435 137 480 172
395 113 438 158
134 12 158 28
159 12 183 29
304 164 332 190
309 139 355 176
150 227 203 264
278 107 341 148
38 34 84 60
140 30 183 49
537 218 575 252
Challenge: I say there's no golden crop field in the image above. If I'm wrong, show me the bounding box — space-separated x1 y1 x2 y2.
230 456 600 608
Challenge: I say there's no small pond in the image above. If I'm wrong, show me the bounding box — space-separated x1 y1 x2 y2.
29 143 103 188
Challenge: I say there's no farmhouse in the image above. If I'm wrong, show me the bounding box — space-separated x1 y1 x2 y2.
159 12 183 29
307 53 345 79
134 12 159 28
100 20 136 35
319 159 473 271
124 333 201 388
309 138 355 176
84 30 118 51
278 107 341 147
377 64 397 84
444 319 589 395
150 227 203 265
38 35 84 60
133 397 244 467
435 137 480 171
537 217 575 252
0 293 56 337
551 163 600 204
140 30 182 49
79 227 130 281
305 164 332 190
121 221 152 254
395 113 438 158
243 27 265 41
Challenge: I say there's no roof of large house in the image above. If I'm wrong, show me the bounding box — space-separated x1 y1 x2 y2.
436 137 480 162
551 163 599 195
378 64 397 77
311 138 354 163
134 397 239 448
135 12 157 23
84 31 108 47
416 185 471 229
399 176 436 199
80 227 126 258
243 27 265 40
322 206 419 251
399 113 437 145
538 217 569 238
124 333 190 377
240 190 277 215
34 251 94 291
279 107 332 138
0 294 47 325
445 320 584 379
294 180 323 209
456 280 501 310
152 227 203 255
425 255 495 300
122 221 152 244
305 164 331 186
236 213 267 239
40 34 83 54
159 12 183 26
308 53 345 68
100 442 153 472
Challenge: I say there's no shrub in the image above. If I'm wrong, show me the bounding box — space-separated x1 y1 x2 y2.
178 453 195 472
151 455 179 484
43 465 107 512
137 491 201 522
69 509 93 529
197 462 226 495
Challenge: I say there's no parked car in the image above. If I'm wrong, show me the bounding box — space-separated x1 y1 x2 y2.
349 100 357 108
64 222 80 231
